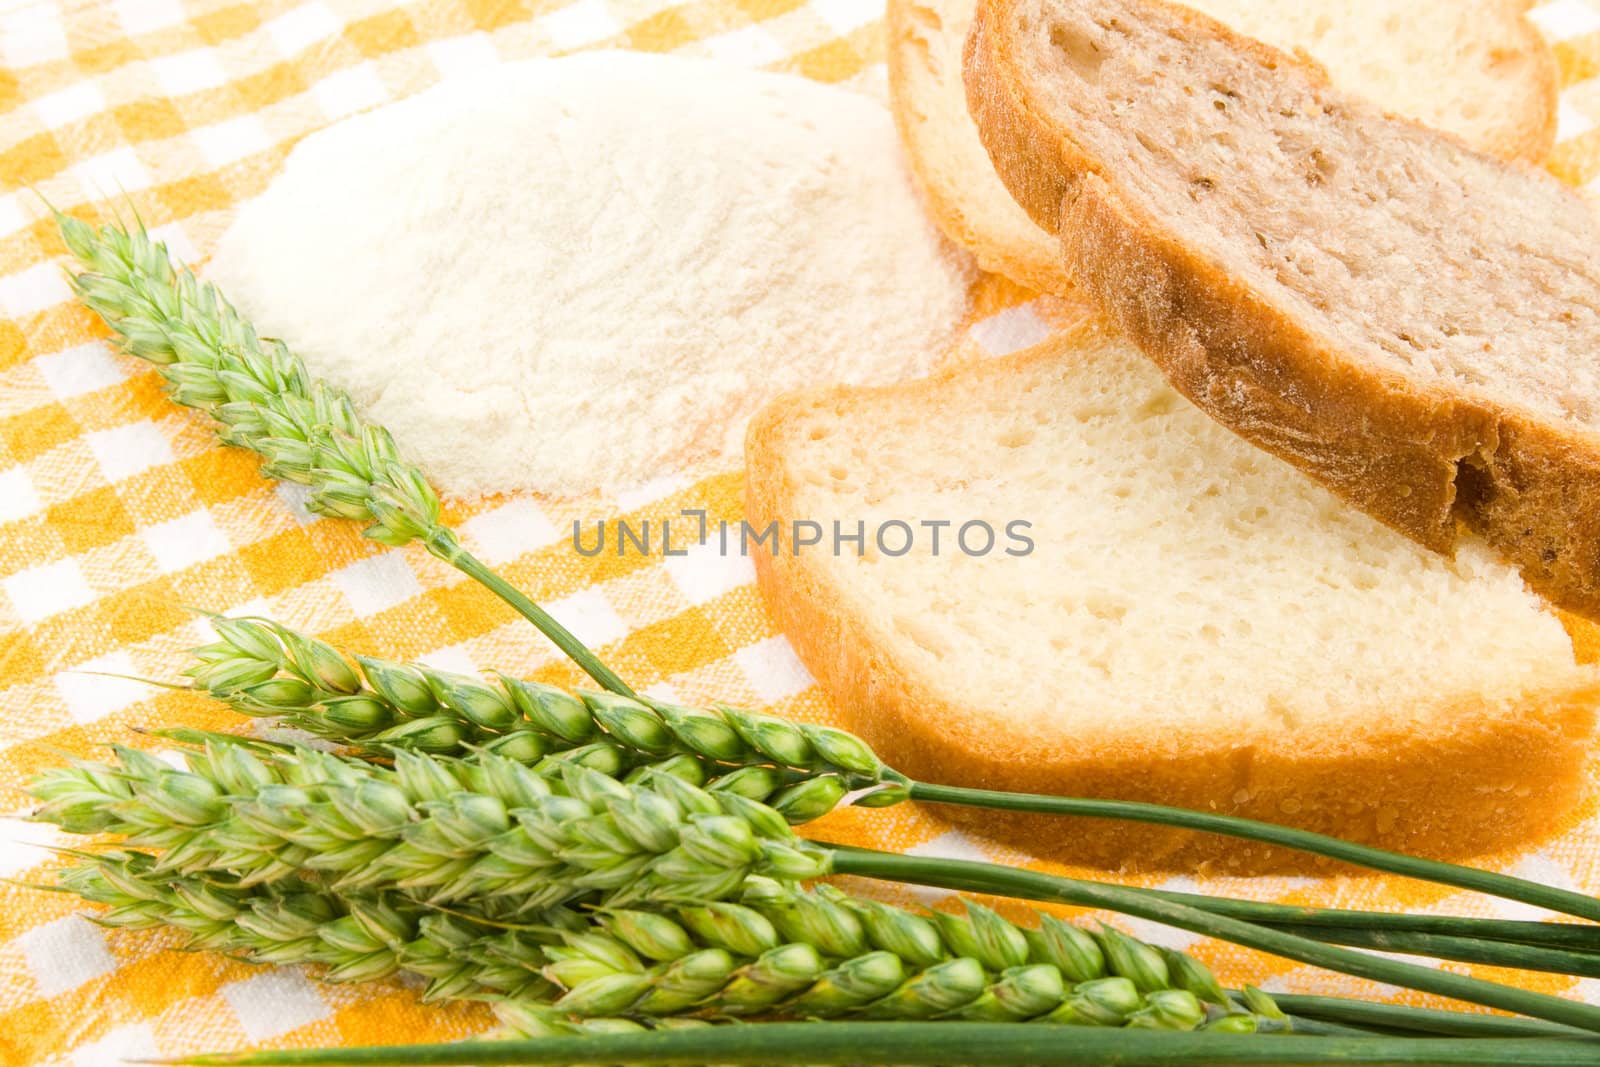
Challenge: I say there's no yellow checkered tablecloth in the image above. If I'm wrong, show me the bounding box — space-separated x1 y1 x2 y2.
4 0 1600 1063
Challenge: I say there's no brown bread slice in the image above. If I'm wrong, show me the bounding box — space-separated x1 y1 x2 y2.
888 0 1558 294
965 0 1600 618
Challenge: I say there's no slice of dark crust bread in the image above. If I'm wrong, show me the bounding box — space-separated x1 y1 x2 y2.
965 0 1600 619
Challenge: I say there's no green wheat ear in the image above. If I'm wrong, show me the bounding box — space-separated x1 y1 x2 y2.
185 611 887 803
26 740 831 907
59 850 1279 1031
54 210 632 696
56 210 441 549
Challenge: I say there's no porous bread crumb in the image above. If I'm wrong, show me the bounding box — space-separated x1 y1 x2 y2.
746 323 1599 867
766 332 1574 734
207 52 972 499
1208 0 1556 160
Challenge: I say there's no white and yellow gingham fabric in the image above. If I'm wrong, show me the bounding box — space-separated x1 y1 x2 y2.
4 1 1600 1064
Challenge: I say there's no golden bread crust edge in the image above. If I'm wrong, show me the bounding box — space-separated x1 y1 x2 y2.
743 326 1600 871
963 0 1600 620
1501 0 1561 162
887 0 1071 294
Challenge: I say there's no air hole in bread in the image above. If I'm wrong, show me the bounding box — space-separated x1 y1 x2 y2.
1049 21 1107 83
1084 595 1128 621
997 428 1035 447
1136 391 1181 419
1450 452 1495 525
1305 147 1335 186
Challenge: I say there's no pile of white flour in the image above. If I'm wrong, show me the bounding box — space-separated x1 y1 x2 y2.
207 52 973 498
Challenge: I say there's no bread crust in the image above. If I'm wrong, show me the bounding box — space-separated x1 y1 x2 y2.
890 0 1558 296
1499 0 1562 162
963 0 1600 621
745 328 1600 871
888 0 1072 293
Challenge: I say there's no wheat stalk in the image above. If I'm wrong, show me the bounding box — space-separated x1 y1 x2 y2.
29 741 826 907
32 736 1600 1031
54 212 630 697
182 620 1600 970
183 618 1600 952
540 881 1277 1031
56 850 561 1000
55 851 1276 1034
187 613 879 823
178 619 1600 975
66 846 1589 1053
152 1025 1600 1067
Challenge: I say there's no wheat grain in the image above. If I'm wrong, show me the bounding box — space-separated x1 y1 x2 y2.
190 614 882 797
549 881 1273 1029
30 741 826 907
58 850 561 1000
59 852 1274 1032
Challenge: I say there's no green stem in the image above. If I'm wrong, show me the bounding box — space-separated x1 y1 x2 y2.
149 1026 1600 1067
906 782 1600 923
1270 994 1592 1040
1278 1016 1390 1037
818 842 1600 953
1132 895 1600 972
1268 926 1600 978
425 532 634 697
828 850 1600 1034
1142 888 1600 949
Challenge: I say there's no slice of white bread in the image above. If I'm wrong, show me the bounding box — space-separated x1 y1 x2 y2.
964 0 1600 621
746 324 1599 870
888 0 1557 294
